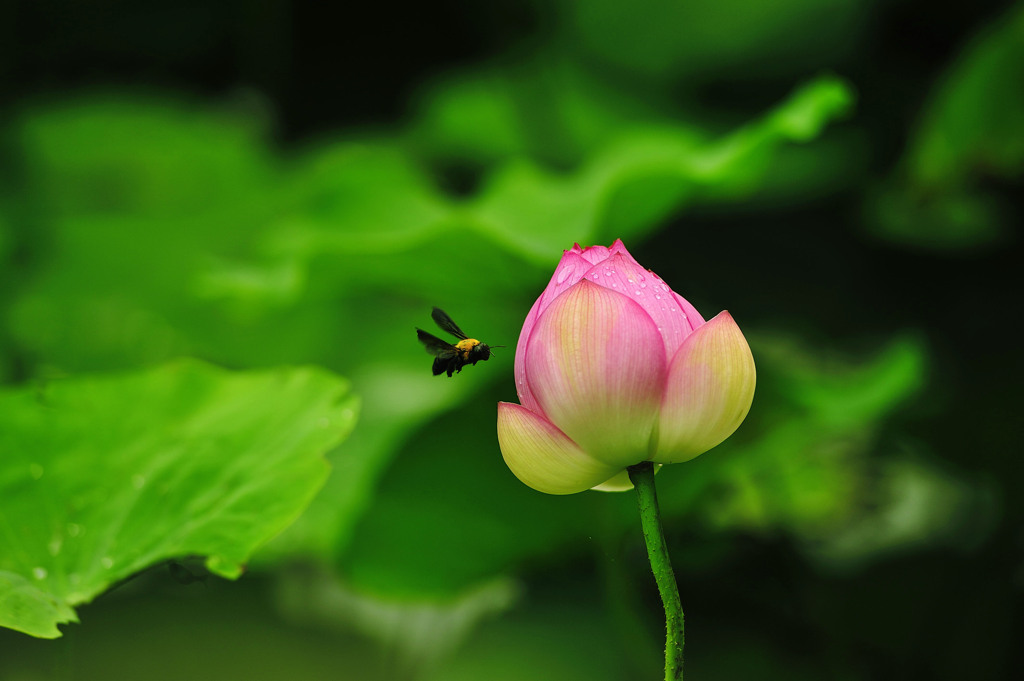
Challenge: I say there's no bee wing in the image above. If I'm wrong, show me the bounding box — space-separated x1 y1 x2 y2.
417 328 457 357
431 307 469 340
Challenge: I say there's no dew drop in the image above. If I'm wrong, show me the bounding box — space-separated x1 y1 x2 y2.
29 463 44 480
555 266 571 284
32 567 47 580
635 291 642 296
655 294 662 300
640 283 647 289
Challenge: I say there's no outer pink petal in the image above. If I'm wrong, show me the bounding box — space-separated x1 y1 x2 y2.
579 252 702 361
514 248 600 415
654 311 756 464
498 402 620 495
526 280 667 468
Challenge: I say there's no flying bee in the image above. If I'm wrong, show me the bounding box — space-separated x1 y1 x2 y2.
416 307 504 377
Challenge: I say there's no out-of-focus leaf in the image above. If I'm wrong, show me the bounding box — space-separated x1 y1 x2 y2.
908 4 1024 188
16 96 277 220
867 3 1024 250
276 569 519 676
805 455 997 571
0 361 357 638
408 62 664 168
660 335 928 535
424 595 628 681
562 0 869 80
6 96 292 374
471 75 855 258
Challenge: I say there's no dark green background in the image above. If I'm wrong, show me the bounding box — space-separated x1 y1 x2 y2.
1 1 1021 679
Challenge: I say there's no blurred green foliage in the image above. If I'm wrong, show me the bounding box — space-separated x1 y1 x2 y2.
559 0 869 81
867 2 1024 250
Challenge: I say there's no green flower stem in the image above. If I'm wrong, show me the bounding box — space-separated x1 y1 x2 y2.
627 461 684 681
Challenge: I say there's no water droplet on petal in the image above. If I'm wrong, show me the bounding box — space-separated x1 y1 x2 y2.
555 266 571 284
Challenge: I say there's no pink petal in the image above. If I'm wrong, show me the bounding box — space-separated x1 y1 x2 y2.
580 252 703 361
514 248 598 415
525 280 667 468
497 402 620 495
654 311 756 464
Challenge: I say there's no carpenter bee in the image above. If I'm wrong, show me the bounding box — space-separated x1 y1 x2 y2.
416 307 503 377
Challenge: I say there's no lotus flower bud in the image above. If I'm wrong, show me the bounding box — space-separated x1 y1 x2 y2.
497 240 755 494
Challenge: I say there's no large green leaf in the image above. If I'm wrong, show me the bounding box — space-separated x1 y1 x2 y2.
0 361 358 638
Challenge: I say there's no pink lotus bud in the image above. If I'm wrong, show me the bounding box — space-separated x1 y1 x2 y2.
497 240 756 494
